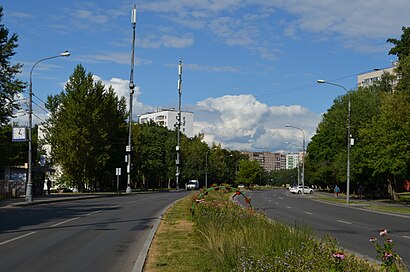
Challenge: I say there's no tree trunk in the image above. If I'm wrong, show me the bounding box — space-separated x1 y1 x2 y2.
387 174 399 201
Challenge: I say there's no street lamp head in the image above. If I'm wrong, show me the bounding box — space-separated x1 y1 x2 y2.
317 79 326 84
60 50 70 57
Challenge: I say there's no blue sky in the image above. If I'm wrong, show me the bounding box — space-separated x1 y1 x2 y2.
3 0 409 152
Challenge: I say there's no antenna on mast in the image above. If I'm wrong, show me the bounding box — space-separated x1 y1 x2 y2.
126 4 137 194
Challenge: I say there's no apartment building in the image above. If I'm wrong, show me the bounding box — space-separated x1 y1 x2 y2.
357 61 398 88
286 153 299 170
139 108 194 138
242 151 286 172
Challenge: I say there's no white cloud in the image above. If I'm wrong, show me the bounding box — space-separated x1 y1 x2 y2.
92 75 154 116
193 94 321 151
76 52 152 66
140 34 194 49
184 63 241 73
140 0 410 56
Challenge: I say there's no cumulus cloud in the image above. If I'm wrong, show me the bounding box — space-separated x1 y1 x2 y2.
92 75 154 116
193 94 321 151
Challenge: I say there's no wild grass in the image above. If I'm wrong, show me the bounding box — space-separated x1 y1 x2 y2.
145 189 406 271
192 189 381 272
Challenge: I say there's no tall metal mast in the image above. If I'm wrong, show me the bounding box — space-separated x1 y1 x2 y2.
175 59 182 190
126 4 137 194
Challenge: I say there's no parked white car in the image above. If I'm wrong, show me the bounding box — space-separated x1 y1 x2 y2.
289 186 314 194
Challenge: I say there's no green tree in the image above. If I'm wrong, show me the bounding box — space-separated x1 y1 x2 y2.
236 159 263 186
0 6 25 127
306 87 381 190
359 91 410 199
387 27 410 92
387 26 410 60
134 122 170 189
45 65 127 191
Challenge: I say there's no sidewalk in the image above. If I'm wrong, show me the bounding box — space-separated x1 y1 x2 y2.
0 193 116 208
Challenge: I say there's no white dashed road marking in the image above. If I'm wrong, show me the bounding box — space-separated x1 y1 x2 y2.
51 217 80 227
305 212 313 215
337 220 352 225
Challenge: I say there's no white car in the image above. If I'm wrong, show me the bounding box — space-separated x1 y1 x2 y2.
289 186 314 194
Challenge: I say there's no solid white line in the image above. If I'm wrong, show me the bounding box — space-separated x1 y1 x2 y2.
305 212 313 215
51 217 80 227
337 220 352 225
0 231 36 246
402 235 410 239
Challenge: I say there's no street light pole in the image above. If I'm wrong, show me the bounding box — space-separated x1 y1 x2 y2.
126 5 137 194
317 79 351 204
285 124 305 194
26 51 70 203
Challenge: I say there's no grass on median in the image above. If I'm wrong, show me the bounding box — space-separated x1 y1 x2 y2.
144 189 407 271
143 195 217 272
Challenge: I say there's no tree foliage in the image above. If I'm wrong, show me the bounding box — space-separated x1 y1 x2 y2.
0 6 25 127
307 26 410 198
236 159 263 186
387 26 410 60
45 65 127 191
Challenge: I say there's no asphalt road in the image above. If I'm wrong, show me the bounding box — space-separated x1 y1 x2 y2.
0 191 188 272
242 189 410 265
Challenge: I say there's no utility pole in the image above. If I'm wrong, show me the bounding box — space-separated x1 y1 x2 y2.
175 59 182 190
126 4 137 194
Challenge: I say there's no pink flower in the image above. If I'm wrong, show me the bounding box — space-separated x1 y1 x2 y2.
332 252 345 260
369 236 377 242
379 228 388 236
386 238 393 243
383 252 393 260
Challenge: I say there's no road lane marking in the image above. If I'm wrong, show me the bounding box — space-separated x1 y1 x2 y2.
286 206 292 209
337 220 352 225
403 236 410 239
278 197 284 200
305 212 313 215
86 210 102 216
51 217 80 227
275 202 279 205
0 231 36 246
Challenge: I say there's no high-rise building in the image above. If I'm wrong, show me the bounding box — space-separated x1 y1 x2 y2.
139 108 194 137
286 153 299 169
241 151 286 172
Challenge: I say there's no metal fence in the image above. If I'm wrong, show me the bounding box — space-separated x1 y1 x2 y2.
0 180 25 199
